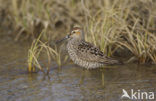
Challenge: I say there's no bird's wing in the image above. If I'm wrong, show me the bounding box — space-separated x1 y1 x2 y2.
76 41 109 63
76 41 120 64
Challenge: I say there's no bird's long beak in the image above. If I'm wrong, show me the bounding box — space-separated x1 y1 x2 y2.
56 35 69 44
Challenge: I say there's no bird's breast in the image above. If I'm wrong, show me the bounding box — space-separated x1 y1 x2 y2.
67 42 77 62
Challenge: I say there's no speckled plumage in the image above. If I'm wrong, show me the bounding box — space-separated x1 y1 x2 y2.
58 26 121 69
67 38 121 69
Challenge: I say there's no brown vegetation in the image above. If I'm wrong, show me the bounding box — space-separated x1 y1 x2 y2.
0 0 156 72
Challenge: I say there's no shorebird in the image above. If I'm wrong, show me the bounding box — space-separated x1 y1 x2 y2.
56 26 122 69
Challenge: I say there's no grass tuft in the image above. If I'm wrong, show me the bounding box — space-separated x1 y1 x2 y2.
1 0 156 65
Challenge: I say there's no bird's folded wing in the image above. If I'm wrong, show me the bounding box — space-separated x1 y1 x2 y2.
76 41 109 63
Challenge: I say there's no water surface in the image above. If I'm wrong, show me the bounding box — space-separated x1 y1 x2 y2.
0 36 156 101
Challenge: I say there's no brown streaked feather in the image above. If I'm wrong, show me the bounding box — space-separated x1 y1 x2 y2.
76 41 121 65
76 41 106 62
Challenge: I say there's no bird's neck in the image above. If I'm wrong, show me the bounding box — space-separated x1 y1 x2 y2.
69 38 83 45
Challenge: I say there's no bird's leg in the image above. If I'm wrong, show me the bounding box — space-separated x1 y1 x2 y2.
100 68 105 86
79 68 87 85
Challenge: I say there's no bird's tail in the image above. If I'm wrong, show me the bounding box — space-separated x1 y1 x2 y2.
109 59 123 65
101 57 123 65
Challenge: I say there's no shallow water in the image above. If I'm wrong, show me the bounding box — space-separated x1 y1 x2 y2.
0 36 156 101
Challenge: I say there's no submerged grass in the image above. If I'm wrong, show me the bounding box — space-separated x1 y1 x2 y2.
28 33 43 73
27 30 68 73
1 0 156 69
27 31 46 73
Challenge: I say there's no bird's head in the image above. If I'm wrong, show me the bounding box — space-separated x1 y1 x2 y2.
68 27 83 39
56 26 84 43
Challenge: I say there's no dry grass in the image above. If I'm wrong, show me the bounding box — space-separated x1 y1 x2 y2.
27 30 68 73
82 0 156 63
28 31 44 73
1 0 156 71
